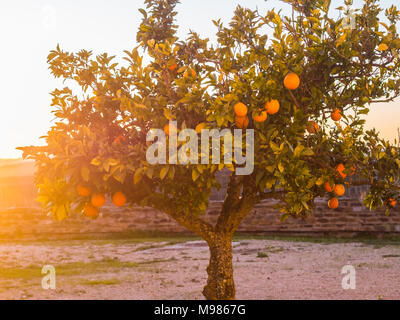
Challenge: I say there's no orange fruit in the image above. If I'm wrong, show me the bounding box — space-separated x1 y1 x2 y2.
113 135 126 144
328 198 339 209
324 182 335 193
336 163 347 179
378 43 388 52
235 116 249 129
252 111 268 123
184 68 196 78
164 123 177 136
84 204 99 218
112 191 127 207
307 121 319 134
331 109 342 122
334 184 345 197
91 193 106 208
284 72 300 90
77 184 91 197
169 63 178 72
234 102 248 117
389 198 397 207
265 99 280 115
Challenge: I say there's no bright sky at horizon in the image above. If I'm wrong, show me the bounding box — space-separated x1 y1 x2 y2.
0 0 399 158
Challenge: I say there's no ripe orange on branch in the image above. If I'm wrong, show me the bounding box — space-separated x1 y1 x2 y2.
234 102 248 117
331 109 342 122
77 184 91 197
252 111 268 123
284 72 300 90
84 204 99 218
91 193 106 208
235 116 249 129
307 121 319 134
388 198 397 207
265 99 280 115
334 184 345 197
112 191 127 207
328 198 339 209
169 63 178 72
324 182 335 193
378 43 389 51
184 68 196 78
336 163 347 179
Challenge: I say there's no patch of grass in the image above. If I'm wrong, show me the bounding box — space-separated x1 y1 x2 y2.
79 279 121 286
264 245 285 253
0 257 177 281
257 251 269 258
0 264 41 281
233 233 400 247
0 232 200 246
2 231 399 251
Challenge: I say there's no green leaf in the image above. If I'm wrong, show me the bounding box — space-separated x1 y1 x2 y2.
108 158 119 166
164 108 174 120
315 177 325 186
280 213 289 222
134 168 143 184
54 204 68 221
270 141 280 153
192 169 200 182
302 148 314 156
160 166 169 180
168 166 175 180
90 157 101 166
294 144 305 158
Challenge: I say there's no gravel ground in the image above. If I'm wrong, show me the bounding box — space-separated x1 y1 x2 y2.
0 238 399 300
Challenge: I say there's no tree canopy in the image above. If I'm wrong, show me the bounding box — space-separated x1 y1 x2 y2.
19 0 400 299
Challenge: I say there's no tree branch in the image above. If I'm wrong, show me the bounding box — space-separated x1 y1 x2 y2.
155 199 215 241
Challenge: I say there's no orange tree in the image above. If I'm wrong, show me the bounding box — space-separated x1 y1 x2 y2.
19 0 400 300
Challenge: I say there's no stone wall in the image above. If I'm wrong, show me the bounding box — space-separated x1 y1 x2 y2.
0 170 399 239
1 196 399 240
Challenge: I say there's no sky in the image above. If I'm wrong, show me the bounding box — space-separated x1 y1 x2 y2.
0 0 399 158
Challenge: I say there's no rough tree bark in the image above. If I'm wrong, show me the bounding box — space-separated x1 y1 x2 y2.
201 174 258 300
202 234 235 300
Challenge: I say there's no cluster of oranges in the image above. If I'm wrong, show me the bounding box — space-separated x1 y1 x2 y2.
167 61 196 79
307 109 342 135
77 185 127 218
233 73 301 127
325 163 355 209
325 182 345 210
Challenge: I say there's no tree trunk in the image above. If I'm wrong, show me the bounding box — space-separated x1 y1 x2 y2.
202 234 235 300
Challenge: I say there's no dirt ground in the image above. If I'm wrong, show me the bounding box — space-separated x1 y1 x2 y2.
0 236 399 300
